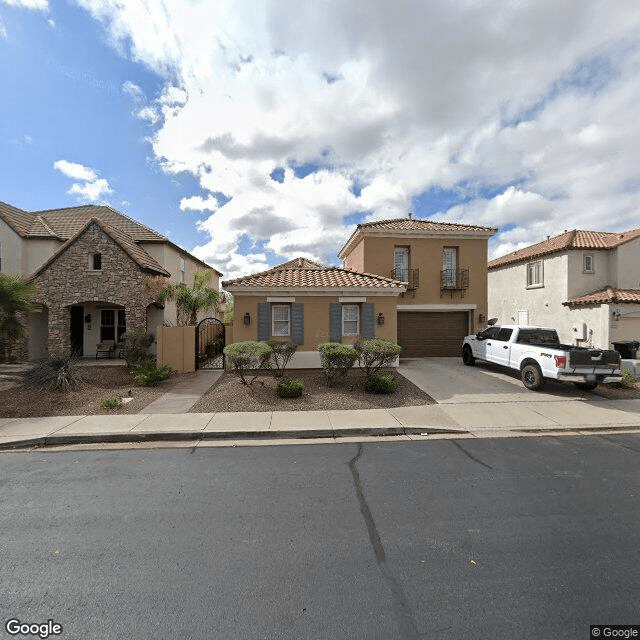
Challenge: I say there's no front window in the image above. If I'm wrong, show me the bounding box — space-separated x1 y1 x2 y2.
394 247 409 282
342 304 360 336
583 254 594 273
272 304 290 337
100 309 115 341
442 247 458 287
526 260 543 287
117 310 127 342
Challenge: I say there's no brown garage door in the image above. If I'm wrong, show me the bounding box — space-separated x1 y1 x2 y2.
397 311 469 357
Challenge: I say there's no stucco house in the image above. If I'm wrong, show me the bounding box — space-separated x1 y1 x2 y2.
488 228 640 349
0 200 221 360
338 214 497 356
223 257 406 368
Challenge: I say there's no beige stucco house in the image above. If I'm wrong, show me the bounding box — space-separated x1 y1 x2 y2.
488 228 640 350
223 257 406 368
0 200 221 360
338 215 497 356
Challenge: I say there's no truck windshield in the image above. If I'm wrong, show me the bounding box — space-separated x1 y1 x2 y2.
516 329 560 345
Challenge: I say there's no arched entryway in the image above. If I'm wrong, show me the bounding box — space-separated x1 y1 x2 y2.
196 317 225 369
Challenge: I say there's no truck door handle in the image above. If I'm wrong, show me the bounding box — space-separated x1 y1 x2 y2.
503 345 508 349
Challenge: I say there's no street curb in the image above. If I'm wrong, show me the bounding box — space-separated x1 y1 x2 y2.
0 426 466 451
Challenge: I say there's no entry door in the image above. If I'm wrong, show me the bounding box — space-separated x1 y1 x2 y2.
70 305 84 356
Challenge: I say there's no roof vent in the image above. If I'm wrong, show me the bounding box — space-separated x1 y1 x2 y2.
407 212 412 220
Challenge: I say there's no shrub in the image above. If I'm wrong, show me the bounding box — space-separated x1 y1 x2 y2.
224 341 272 385
121 331 154 367
131 356 171 386
608 369 637 389
22 355 86 392
364 372 397 394
100 395 123 409
354 338 402 376
205 335 225 357
317 342 358 386
277 377 304 398
266 340 297 377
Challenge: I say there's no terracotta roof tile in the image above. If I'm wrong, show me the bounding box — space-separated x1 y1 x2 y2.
223 257 405 290
563 287 640 307
489 229 640 269
0 201 34 236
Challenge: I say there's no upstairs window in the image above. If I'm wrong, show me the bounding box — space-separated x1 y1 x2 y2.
442 247 458 287
272 304 290 337
92 253 102 270
179 257 185 283
394 247 409 282
583 254 594 273
526 260 543 287
342 304 360 336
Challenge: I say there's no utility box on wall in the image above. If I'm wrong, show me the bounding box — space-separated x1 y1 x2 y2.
156 326 196 373
572 322 587 341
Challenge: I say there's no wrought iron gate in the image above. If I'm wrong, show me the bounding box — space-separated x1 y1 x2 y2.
195 317 225 370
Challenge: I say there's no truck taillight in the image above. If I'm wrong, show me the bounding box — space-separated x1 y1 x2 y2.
554 355 566 368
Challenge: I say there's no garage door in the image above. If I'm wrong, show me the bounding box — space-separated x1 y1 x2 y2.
397 311 469 357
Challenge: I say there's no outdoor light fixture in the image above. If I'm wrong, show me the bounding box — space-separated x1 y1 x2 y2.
479 313 486 323
377 313 385 325
84 314 92 323
243 312 251 325
613 309 621 321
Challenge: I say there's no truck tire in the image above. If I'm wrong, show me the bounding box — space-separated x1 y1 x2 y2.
462 345 475 366
521 363 545 391
574 381 598 391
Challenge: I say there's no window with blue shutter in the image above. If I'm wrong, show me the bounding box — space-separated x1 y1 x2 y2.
258 303 270 341
291 303 304 345
329 303 342 342
362 303 374 339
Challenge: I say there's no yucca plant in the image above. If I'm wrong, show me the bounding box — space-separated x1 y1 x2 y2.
22 354 86 392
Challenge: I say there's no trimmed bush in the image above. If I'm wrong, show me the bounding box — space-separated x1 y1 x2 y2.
608 369 637 389
354 338 402 376
224 341 272 385
100 395 123 409
317 342 358 386
364 372 397 394
266 340 297 377
22 355 86 392
277 377 304 398
121 331 154 367
131 356 171 386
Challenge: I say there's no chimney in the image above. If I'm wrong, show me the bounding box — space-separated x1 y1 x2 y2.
407 212 413 220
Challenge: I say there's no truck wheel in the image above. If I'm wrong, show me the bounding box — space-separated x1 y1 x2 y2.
462 345 475 366
521 364 545 391
574 381 598 391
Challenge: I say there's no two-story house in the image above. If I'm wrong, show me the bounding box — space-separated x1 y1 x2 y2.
338 214 497 356
0 200 221 360
488 228 640 349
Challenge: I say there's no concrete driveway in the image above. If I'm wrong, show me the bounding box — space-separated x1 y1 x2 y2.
398 357 603 404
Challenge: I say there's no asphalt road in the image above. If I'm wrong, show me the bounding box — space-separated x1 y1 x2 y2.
2 436 639 640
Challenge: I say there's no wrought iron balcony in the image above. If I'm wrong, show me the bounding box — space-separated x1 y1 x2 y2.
441 268 469 291
391 268 419 291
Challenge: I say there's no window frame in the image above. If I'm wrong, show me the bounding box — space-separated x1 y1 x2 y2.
394 246 410 282
442 246 458 288
526 260 543 288
100 309 115 341
271 304 291 337
583 253 594 273
92 253 102 270
342 304 360 336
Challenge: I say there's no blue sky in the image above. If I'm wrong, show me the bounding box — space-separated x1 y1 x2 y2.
2 0 640 280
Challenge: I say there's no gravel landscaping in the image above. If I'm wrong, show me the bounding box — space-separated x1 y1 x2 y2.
190 369 435 413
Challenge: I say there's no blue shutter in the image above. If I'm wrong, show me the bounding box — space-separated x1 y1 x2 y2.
329 303 342 342
363 303 374 339
258 303 270 342
291 303 304 345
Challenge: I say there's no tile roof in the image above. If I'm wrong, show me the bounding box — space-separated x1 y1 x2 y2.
338 215 497 258
489 229 640 269
563 287 640 307
223 257 406 291
0 201 34 236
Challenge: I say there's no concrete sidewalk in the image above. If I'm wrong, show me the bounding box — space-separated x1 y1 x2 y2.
1 397 639 450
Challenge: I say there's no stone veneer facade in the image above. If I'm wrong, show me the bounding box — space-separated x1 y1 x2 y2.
28 222 167 358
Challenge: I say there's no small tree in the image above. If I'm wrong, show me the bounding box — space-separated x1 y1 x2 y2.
266 340 297 377
354 339 402 376
224 341 272 385
317 342 358 386
159 270 221 326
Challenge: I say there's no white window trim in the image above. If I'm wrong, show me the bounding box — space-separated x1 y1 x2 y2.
526 260 544 288
271 304 291 337
342 304 360 336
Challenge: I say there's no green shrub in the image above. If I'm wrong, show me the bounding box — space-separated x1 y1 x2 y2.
131 356 171 386
100 395 123 409
608 368 637 389
364 372 397 394
224 341 272 385
205 335 225 357
121 331 154 367
354 339 402 376
277 377 304 398
266 340 298 377
22 355 86 392
317 342 358 386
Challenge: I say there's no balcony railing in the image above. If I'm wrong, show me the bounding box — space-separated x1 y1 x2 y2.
441 268 469 295
391 268 419 291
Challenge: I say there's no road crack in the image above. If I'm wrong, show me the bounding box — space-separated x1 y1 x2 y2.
450 440 493 469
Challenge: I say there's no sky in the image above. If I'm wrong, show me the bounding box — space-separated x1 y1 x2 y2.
1 0 640 281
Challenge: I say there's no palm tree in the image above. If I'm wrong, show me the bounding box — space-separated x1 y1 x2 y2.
0 274 38 339
159 269 221 326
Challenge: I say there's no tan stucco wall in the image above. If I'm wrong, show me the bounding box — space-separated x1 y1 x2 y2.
157 325 196 373
613 238 640 289
343 235 489 332
232 294 399 350
0 218 22 275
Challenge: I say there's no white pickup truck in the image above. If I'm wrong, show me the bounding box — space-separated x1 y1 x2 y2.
462 323 622 391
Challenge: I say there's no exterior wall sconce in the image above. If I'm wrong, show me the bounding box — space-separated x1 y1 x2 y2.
377 313 385 325
84 314 92 323
613 309 621 321
478 313 486 323
243 312 251 325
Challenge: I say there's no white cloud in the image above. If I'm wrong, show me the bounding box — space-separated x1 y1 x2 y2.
73 0 640 273
1 0 48 9
122 80 143 100
136 106 159 124
0 17 6 38
54 160 113 202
